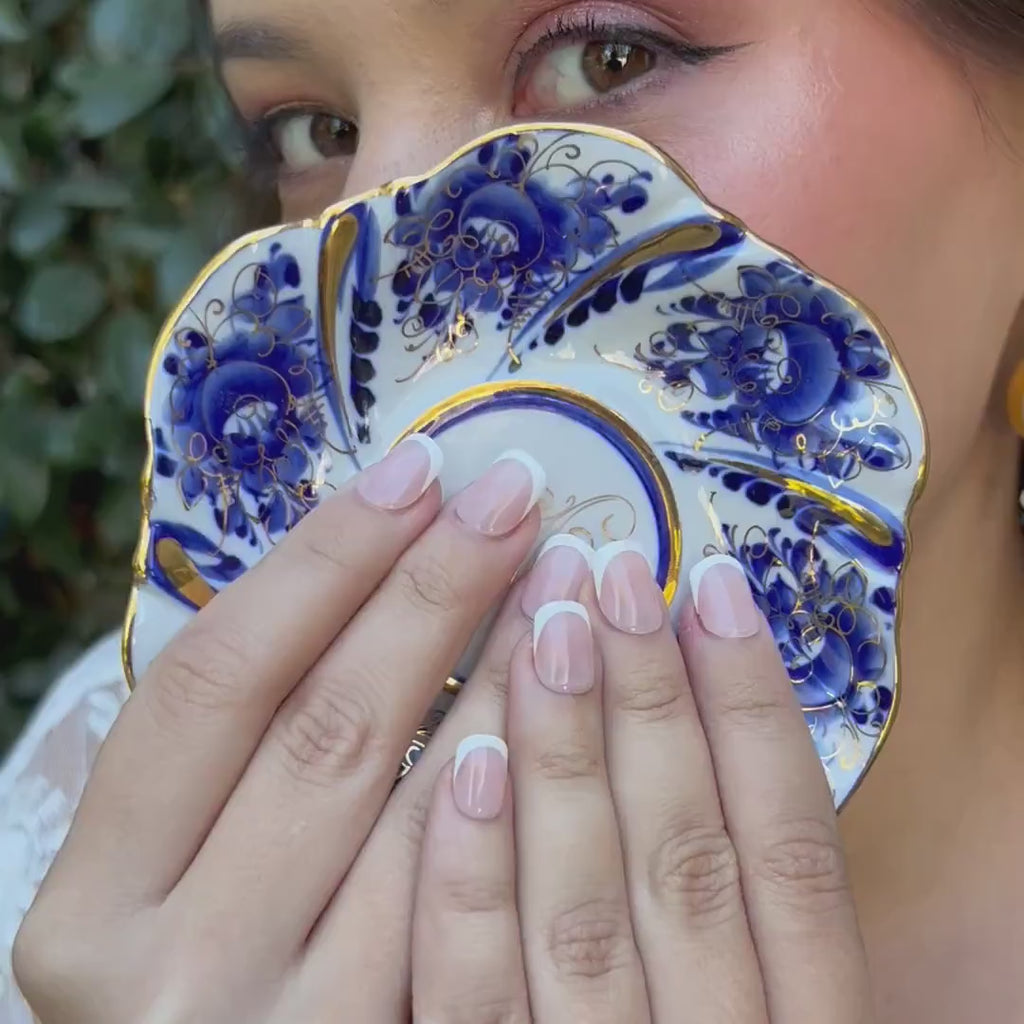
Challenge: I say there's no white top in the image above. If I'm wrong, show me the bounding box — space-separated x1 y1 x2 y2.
0 633 127 1023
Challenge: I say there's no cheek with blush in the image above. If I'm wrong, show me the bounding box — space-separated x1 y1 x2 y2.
633 10 1024 503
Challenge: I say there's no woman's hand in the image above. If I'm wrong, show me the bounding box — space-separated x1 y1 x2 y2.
12 438 551 1023
412 544 875 1023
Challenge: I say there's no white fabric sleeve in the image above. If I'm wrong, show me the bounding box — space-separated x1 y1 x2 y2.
0 633 128 1024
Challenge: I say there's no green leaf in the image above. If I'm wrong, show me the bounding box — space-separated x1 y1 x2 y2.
8 192 70 257
97 482 142 551
0 47 32 102
27 0 74 28
0 116 27 193
0 0 29 42
53 167 132 208
97 307 155 407
0 450 50 525
15 262 107 342
88 0 192 63
66 63 175 138
157 229 210 308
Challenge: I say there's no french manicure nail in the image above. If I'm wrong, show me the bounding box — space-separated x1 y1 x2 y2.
356 434 443 511
533 600 595 695
689 554 760 639
454 449 546 537
453 734 508 820
521 534 593 617
592 541 665 635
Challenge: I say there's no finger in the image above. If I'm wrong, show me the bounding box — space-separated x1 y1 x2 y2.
299 534 592 1018
509 611 650 1024
175 452 546 956
411 739 530 1024
680 555 872 1023
50 435 445 900
590 543 767 1021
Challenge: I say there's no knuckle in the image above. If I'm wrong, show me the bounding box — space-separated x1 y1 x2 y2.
299 519 359 576
474 652 514 707
752 818 850 908
646 821 743 926
394 554 461 617
545 899 637 980
612 656 686 723
714 675 792 733
274 682 380 786
530 744 602 782
150 625 250 720
398 781 434 851
439 874 516 916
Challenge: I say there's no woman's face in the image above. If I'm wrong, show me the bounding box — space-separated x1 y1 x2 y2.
211 0 1024 515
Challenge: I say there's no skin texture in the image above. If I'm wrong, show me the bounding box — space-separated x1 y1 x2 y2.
13 2 1022 1022
211 1 1024 1018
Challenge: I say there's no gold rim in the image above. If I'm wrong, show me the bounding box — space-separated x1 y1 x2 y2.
396 379 683 604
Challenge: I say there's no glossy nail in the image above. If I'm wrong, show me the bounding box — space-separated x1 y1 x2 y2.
356 434 442 511
593 541 665 635
690 554 760 639
454 449 546 537
533 601 594 695
453 734 508 821
521 534 593 617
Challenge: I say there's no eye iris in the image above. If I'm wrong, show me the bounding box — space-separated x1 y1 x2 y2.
309 114 353 157
581 41 655 92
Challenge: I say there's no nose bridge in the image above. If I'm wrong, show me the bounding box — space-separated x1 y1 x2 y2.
341 98 507 198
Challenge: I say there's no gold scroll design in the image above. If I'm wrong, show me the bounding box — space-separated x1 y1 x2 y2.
539 491 638 547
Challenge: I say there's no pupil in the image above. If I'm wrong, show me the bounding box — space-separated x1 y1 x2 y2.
582 40 654 92
603 43 631 73
311 115 350 155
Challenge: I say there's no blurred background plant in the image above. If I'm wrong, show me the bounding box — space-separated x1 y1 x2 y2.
0 0 271 750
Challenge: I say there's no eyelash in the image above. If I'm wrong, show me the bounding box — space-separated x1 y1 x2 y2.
517 10 734 83
240 11 734 185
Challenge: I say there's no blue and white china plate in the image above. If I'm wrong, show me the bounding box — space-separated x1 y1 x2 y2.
124 124 926 808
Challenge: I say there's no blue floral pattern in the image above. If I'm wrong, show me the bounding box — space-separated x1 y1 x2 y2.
153 243 332 546
636 261 911 482
134 126 925 806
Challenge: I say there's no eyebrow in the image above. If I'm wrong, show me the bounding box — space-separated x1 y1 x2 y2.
213 20 314 62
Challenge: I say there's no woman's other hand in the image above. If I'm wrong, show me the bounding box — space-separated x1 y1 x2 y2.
12 439 547 1023
412 544 875 1023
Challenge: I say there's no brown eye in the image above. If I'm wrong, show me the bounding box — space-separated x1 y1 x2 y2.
515 39 659 113
580 41 656 93
268 111 357 172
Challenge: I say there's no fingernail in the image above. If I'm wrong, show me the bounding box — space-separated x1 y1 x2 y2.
356 434 443 511
533 601 594 695
521 534 593 617
689 555 760 639
592 541 664 635
453 734 508 821
454 449 546 537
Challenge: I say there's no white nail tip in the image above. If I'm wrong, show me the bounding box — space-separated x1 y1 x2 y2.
535 533 594 565
454 734 508 776
591 541 651 595
495 449 547 510
404 433 444 486
689 554 746 609
533 600 590 655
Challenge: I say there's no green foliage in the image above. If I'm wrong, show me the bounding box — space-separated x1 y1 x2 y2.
0 0 271 749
